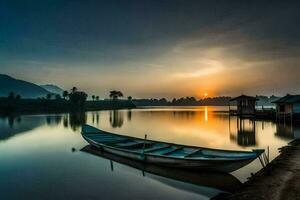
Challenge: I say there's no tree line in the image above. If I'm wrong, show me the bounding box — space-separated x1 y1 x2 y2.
132 96 232 106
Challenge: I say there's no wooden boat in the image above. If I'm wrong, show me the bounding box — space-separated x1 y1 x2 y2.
81 145 243 194
81 124 264 172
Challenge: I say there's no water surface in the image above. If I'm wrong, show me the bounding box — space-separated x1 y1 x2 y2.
0 107 297 199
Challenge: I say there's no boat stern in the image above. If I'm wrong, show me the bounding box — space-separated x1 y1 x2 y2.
252 149 265 156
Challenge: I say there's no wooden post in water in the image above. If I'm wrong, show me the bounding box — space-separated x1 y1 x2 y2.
229 114 231 135
142 134 148 156
110 160 114 171
267 146 270 164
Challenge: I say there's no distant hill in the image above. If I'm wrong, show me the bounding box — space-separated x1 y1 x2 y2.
0 74 50 98
40 84 64 95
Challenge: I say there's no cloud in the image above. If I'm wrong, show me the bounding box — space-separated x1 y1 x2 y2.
172 61 224 78
1 1 300 98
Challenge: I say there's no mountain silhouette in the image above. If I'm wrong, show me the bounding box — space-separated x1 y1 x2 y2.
40 84 64 95
0 74 50 98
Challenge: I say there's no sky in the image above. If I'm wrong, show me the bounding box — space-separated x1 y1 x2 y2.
1 0 300 99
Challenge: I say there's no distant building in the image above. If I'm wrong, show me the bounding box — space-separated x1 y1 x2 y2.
273 95 300 120
229 95 258 116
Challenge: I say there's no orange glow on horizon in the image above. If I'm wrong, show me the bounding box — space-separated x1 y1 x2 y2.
196 91 213 99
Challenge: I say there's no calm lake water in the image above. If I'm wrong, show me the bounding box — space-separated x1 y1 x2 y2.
0 106 298 200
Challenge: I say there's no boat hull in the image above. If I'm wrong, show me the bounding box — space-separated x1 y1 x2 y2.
83 135 257 173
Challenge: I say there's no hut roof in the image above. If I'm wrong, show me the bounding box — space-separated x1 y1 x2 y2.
272 95 300 104
229 95 258 102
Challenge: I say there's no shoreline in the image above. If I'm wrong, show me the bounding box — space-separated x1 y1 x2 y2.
214 139 300 200
0 99 136 115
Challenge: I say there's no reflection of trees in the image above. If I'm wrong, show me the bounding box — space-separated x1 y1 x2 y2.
0 115 45 141
127 110 132 121
61 112 87 131
8 115 14 128
96 112 100 124
229 118 256 146
16 116 22 124
6 115 22 128
46 115 62 126
92 112 100 125
69 112 87 131
55 115 61 125
46 116 51 125
63 115 69 128
137 110 198 120
172 111 195 119
109 110 124 128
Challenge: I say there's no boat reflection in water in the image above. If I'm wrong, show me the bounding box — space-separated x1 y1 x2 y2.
81 145 242 197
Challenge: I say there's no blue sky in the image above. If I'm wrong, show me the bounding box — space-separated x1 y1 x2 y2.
1 0 300 98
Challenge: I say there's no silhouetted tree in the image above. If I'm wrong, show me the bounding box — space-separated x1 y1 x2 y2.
46 93 52 100
69 91 88 109
159 98 167 104
92 95 95 101
16 94 21 100
127 96 132 101
109 90 123 100
71 87 78 94
8 91 15 99
96 96 99 101
63 91 69 99
55 94 62 100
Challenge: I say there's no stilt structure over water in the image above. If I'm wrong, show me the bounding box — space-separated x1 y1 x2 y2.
229 95 276 119
273 94 300 123
229 95 258 117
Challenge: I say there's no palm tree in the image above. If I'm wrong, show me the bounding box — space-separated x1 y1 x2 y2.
109 90 123 100
109 91 116 99
71 87 78 94
62 91 69 99
92 95 95 101
118 91 123 98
